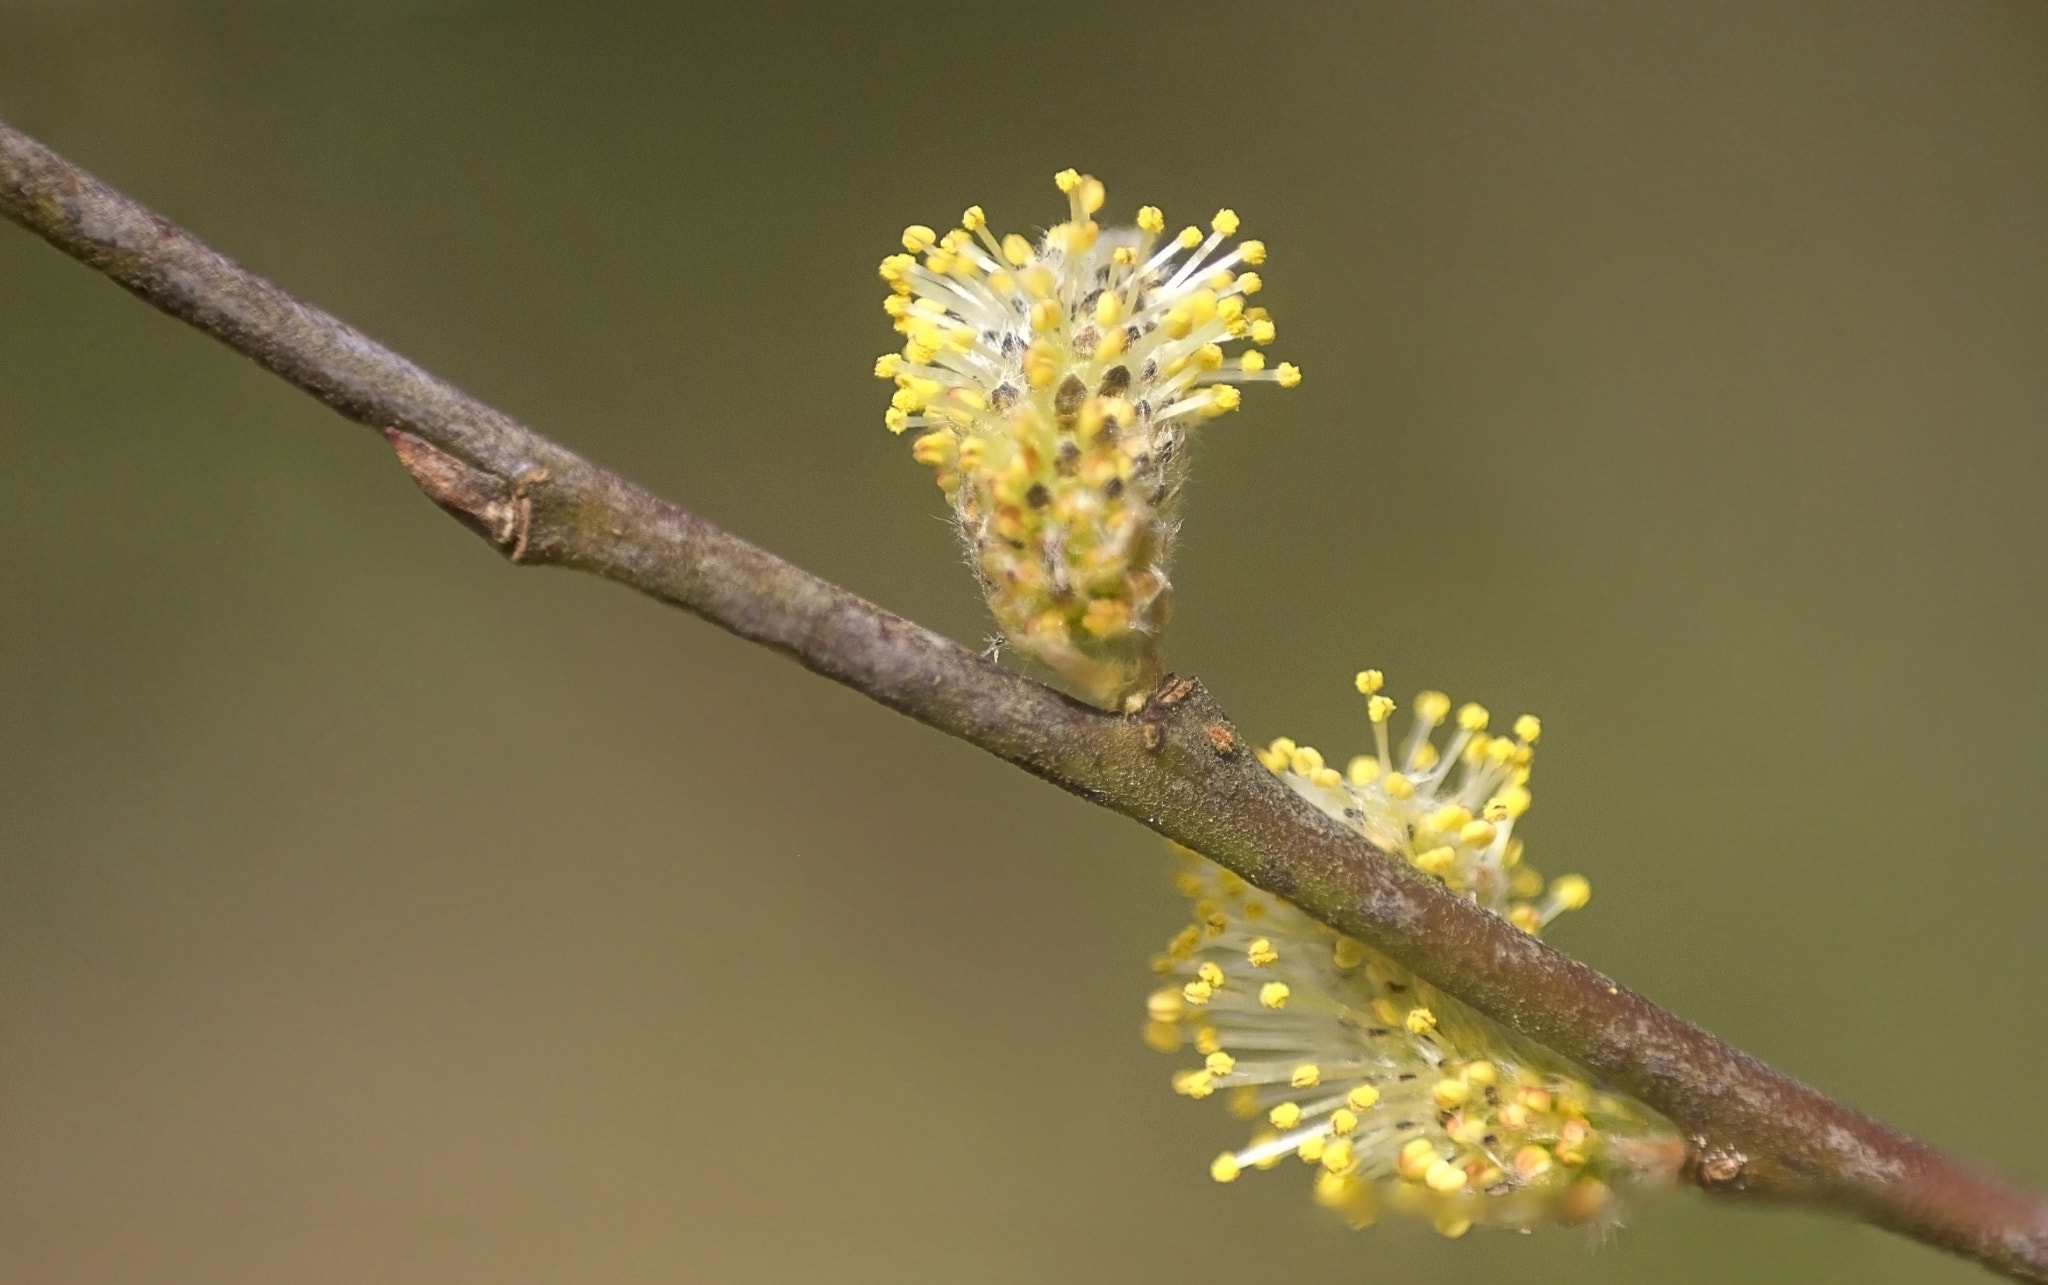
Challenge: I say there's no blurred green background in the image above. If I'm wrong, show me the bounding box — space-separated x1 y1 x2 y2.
3 3 2046 1281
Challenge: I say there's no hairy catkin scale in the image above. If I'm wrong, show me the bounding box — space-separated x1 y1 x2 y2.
1146 671 1684 1235
877 171 1298 709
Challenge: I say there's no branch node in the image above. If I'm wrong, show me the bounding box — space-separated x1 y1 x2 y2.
1686 1139 1750 1192
384 428 534 560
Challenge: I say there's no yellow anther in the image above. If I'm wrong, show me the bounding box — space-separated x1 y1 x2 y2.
1296 1136 1326 1163
1482 800 1510 823
1276 361 1304 388
1053 168 1080 193
910 432 954 465
1404 1007 1437 1036
1077 175 1105 214
1173 1069 1214 1098
884 409 910 435
1424 1159 1468 1194
1320 1139 1356 1174
1196 961 1225 988
1431 1078 1472 1109
1414 691 1450 724
1136 205 1165 233
1354 669 1384 695
873 353 901 379
1396 1137 1439 1179
1177 225 1203 249
1218 294 1244 322
1205 1051 1236 1077
1263 1103 1301 1132
1415 846 1456 876
1456 702 1490 732
1194 1026 1222 1055
1181 979 1213 1005
1518 1085 1554 1114
1290 1063 1322 1089
1259 981 1290 1009
1094 292 1123 326
1239 239 1267 264
1206 268 1236 291
1029 298 1063 332
1346 755 1380 785
1110 246 1136 267
1196 342 1224 371
1208 386 1242 414
1428 803 1472 832
1142 1020 1180 1053
1432 1212 1473 1239
1347 1084 1380 1111
1162 304 1193 339
1495 1102 1531 1131
1249 317 1276 345
1147 988 1185 1022
1494 784 1533 818
1309 766 1341 788
1210 1152 1241 1183
1459 819 1498 847
1383 772 1416 800
1369 997 1402 1026
961 205 985 231
1510 869 1543 901
901 224 937 254
1212 208 1240 236
1001 233 1032 266
1237 271 1262 294
1240 350 1267 372
1366 694 1395 723
1332 936 1367 969
1289 746 1324 776
1551 874 1592 910
1329 1108 1359 1136
1512 1145 1552 1179
1462 1061 1498 1087
1247 938 1278 967
1514 714 1542 743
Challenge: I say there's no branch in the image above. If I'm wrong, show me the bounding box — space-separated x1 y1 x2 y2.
4 117 2043 1279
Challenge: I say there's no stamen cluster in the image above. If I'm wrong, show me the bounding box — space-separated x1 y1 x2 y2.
1145 672 1681 1235
877 170 1298 709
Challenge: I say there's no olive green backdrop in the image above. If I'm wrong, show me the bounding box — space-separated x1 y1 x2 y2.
3 3 2045 1282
